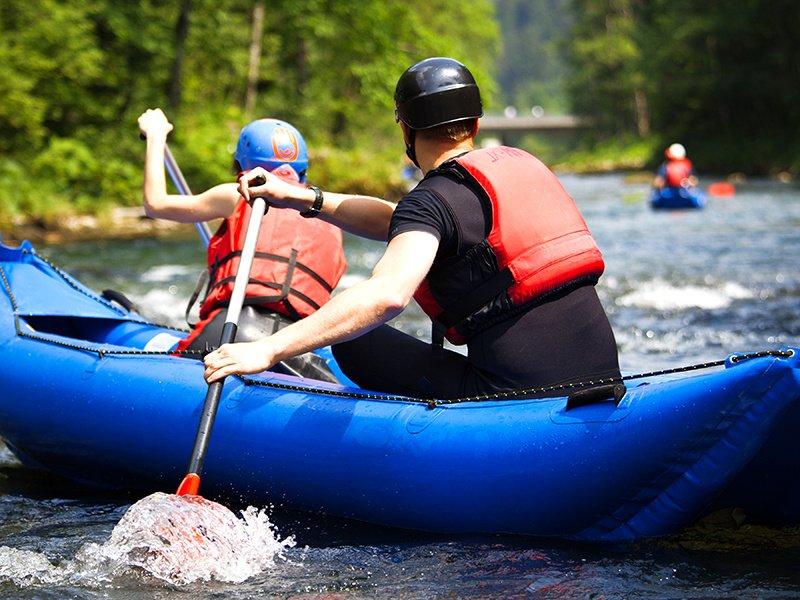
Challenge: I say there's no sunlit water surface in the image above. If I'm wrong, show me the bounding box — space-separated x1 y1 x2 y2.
1 175 799 597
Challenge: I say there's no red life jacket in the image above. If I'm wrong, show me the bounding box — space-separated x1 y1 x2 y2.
413 146 605 345
665 158 693 187
175 200 346 354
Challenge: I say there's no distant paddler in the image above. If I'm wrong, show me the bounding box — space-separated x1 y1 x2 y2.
652 143 698 191
649 143 708 209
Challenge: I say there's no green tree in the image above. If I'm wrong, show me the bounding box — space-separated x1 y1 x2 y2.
566 0 648 137
0 0 500 226
495 0 571 114
644 0 800 172
564 0 800 172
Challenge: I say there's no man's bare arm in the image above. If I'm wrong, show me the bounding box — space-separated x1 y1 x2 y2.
203 230 439 381
238 167 396 241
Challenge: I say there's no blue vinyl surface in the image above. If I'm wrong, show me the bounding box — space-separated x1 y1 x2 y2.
650 186 707 209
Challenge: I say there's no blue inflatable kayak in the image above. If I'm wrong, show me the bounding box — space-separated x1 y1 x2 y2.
650 186 706 209
0 241 798 541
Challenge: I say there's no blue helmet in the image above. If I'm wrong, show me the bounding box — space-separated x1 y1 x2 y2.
234 119 309 182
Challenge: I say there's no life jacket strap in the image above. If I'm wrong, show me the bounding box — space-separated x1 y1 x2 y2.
431 321 446 351
185 269 210 328
204 248 322 316
435 267 514 329
209 250 334 292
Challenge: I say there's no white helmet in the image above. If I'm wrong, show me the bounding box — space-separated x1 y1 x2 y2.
665 143 686 160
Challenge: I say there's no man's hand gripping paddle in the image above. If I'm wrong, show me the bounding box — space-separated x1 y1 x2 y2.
176 180 268 496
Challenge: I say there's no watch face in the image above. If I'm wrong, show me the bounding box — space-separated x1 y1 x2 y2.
301 187 323 217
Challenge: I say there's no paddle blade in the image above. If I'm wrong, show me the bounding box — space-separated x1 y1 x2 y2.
708 182 735 197
176 473 201 496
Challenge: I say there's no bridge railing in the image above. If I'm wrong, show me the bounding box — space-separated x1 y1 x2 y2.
479 115 589 132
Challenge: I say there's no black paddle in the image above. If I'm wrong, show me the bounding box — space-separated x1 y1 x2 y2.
176 189 269 496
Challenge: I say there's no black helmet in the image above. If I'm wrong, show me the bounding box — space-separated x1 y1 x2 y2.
394 57 483 130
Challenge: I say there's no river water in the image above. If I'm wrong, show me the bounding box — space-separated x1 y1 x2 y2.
1 174 799 597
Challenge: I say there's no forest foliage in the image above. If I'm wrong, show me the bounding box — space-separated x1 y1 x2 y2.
1 0 798 228
565 0 800 173
495 0 571 115
0 0 498 226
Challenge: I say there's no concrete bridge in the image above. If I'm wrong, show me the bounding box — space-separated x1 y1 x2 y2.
479 114 589 133
476 114 589 146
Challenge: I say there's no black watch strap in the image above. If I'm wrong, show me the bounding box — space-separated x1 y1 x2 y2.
300 185 324 218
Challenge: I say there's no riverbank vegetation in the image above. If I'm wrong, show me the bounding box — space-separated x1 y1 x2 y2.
0 0 497 230
493 0 799 175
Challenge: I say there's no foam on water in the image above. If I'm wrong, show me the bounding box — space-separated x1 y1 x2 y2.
0 492 293 588
140 264 198 283
132 288 187 326
616 279 753 311
0 441 19 468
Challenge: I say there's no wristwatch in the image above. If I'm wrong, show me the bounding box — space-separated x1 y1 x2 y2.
300 185 324 218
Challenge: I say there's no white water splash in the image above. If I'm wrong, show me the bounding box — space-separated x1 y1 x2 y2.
0 492 293 588
0 440 20 467
616 280 753 310
0 546 68 587
140 265 198 283
132 288 186 325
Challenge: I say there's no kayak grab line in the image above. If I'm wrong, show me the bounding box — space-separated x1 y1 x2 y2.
17 248 191 332
239 349 794 407
0 261 204 358
0 261 793 407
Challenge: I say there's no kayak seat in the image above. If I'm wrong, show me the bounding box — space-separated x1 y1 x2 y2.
18 315 186 352
101 288 138 313
180 306 341 384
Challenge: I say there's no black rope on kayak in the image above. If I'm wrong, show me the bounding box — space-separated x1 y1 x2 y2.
0 263 19 314
14 326 205 358
0 262 204 358
0 261 794 407
18 248 191 333
429 349 795 406
238 349 794 408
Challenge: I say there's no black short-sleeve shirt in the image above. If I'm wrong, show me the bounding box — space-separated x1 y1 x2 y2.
383 168 620 390
388 171 490 262
388 188 456 257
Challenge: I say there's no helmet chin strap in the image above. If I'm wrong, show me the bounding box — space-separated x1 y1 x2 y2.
404 129 420 168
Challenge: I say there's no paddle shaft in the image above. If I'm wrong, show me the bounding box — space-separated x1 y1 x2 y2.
163 145 212 247
181 196 268 485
